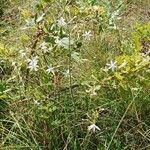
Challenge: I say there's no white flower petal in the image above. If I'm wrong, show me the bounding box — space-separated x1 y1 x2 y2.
106 60 117 71
88 124 100 132
88 124 95 131
46 65 54 74
57 17 66 27
82 31 93 40
27 56 39 71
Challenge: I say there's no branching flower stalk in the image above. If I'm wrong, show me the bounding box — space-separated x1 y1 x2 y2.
67 22 78 143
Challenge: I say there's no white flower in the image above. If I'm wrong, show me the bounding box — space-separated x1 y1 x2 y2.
46 65 54 74
63 69 70 77
82 31 93 40
106 60 117 72
88 124 100 132
33 99 40 105
27 56 39 71
57 17 66 27
55 38 62 47
40 42 49 53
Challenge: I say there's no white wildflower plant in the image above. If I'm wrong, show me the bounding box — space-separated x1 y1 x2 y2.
57 17 67 27
27 56 39 71
39 42 49 53
63 69 70 77
82 31 93 41
106 60 117 72
88 123 100 132
55 37 63 48
33 99 40 105
46 65 55 74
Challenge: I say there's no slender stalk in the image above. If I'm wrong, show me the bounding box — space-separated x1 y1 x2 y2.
68 23 78 149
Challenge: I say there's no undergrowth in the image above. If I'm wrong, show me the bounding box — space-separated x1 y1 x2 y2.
0 0 150 149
